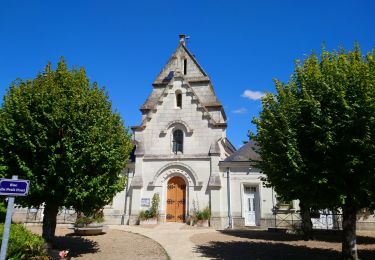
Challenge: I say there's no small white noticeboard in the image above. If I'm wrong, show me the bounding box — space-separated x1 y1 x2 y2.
141 198 150 207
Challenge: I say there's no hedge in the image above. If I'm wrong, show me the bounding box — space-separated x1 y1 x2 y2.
0 223 47 259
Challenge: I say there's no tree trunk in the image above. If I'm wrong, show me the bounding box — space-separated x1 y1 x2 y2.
342 204 358 260
299 201 313 240
42 203 59 242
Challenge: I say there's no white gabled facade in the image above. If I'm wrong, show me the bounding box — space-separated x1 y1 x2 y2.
124 35 232 227
106 35 276 229
11 35 279 230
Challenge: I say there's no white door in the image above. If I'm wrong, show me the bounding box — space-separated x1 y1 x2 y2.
244 187 257 226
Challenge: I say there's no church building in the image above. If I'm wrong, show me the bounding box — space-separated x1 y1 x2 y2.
107 35 276 229
12 35 375 231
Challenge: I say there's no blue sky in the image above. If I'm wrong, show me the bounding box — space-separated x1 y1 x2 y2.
1 0 374 148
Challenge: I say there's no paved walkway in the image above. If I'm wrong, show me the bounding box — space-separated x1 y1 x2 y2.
111 223 218 260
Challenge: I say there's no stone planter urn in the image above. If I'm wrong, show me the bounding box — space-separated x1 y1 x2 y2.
72 223 104 235
139 218 158 225
276 203 294 212
195 219 209 227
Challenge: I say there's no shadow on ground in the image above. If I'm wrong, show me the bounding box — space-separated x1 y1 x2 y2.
195 240 375 260
219 230 375 244
52 233 100 257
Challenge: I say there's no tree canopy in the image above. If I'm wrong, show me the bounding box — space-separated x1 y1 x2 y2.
253 45 375 259
0 58 133 241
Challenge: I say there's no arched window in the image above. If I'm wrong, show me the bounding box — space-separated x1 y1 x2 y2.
176 92 182 108
172 130 183 154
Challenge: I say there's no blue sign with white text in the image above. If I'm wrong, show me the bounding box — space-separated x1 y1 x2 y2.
0 179 30 196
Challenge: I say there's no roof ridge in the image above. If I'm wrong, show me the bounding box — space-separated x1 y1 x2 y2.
180 44 208 77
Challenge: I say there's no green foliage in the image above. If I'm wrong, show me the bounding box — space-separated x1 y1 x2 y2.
138 210 155 220
191 200 210 221
275 196 294 209
150 193 160 216
194 207 211 221
139 193 160 220
0 201 6 223
75 208 104 226
0 58 133 234
253 45 375 256
253 45 375 211
0 223 47 259
75 216 104 226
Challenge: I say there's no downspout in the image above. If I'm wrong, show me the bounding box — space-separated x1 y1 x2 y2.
121 168 130 225
209 156 212 211
226 167 232 229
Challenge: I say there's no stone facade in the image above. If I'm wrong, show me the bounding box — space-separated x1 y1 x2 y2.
10 35 278 229
106 35 276 229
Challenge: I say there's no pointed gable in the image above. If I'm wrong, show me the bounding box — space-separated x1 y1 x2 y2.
133 35 227 131
153 43 208 85
141 35 223 109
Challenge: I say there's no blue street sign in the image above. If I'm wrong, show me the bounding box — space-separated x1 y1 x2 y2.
0 179 30 196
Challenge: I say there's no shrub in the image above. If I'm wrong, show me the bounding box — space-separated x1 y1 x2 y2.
139 209 155 220
191 200 211 222
150 193 160 217
75 209 104 226
275 196 294 209
0 223 47 259
195 207 211 221
75 216 104 226
0 201 6 223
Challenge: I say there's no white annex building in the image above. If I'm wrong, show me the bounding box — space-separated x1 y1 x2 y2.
106 35 276 229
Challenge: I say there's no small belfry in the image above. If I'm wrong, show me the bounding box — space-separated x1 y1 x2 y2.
179 34 187 46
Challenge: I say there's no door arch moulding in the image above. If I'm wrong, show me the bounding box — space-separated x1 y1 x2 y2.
148 162 202 187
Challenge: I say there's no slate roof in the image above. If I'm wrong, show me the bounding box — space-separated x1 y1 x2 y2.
191 85 222 107
224 141 260 162
141 87 164 110
132 36 228 131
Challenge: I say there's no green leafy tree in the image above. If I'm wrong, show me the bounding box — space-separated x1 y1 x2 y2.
0 58 133 242
253 45 375 259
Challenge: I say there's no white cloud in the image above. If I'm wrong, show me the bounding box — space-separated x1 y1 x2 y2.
232 107 247 114
241 89 265 100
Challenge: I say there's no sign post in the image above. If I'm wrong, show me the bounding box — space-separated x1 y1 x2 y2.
0 176 30 260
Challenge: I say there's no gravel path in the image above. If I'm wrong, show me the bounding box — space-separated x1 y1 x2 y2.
111 223 216 259
27 226 168 260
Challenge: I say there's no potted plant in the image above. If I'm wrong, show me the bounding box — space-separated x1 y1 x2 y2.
139 193 160 225
275 196 294 211
193 207 211 227
73 209 105 235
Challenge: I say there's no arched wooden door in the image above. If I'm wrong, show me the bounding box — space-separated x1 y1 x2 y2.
166 176 186 222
